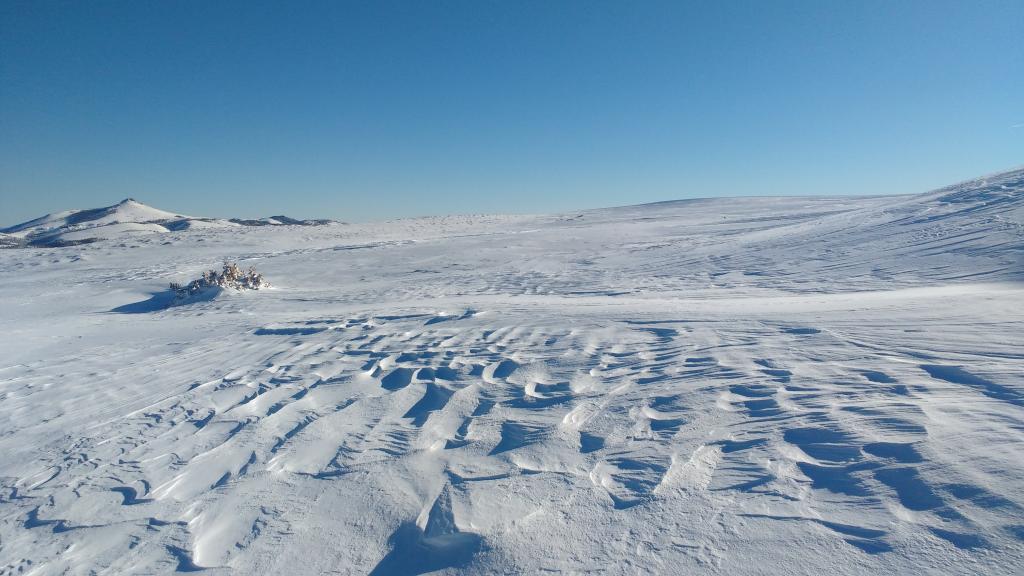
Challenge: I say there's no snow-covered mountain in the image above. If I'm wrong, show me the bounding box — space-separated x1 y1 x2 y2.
0 232 22 248
1 198 337 247
0 169 1021 575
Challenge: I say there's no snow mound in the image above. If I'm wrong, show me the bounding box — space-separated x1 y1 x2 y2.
170 262 269 305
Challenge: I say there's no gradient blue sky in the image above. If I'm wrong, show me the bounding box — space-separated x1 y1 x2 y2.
1 1 1022 224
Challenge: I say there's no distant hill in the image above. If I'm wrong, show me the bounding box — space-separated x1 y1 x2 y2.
0 232 23 248
1 198 338 247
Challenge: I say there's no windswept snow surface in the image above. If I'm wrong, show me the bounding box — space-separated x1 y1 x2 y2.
1 169 1023 574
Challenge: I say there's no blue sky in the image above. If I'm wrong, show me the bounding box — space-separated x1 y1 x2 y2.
1 1 1021 224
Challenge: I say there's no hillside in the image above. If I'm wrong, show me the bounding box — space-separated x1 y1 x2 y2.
1 198 336 247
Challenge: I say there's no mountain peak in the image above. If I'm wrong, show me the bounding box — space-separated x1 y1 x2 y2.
2 197 339 247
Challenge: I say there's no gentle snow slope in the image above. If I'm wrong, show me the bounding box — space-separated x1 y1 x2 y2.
0 169 1022 575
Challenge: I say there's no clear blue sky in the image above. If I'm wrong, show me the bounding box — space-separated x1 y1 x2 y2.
1 1 1021 224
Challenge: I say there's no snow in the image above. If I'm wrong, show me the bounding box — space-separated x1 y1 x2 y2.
163 218 240 231
0 198 330 247
2 198 189 239
0 233 21 248
1 169 1022 574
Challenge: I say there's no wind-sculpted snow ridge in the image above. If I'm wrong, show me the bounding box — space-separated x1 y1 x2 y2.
0 168 1022 574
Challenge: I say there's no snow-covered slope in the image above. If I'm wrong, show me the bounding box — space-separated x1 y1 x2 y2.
1 198 191 245
0 169 1022 575
0 232 22 248
1 198 337 247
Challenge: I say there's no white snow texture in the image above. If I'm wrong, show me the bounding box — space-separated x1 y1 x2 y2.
1 168 1023 574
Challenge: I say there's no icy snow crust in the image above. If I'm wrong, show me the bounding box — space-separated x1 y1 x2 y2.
1 169 1023 574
